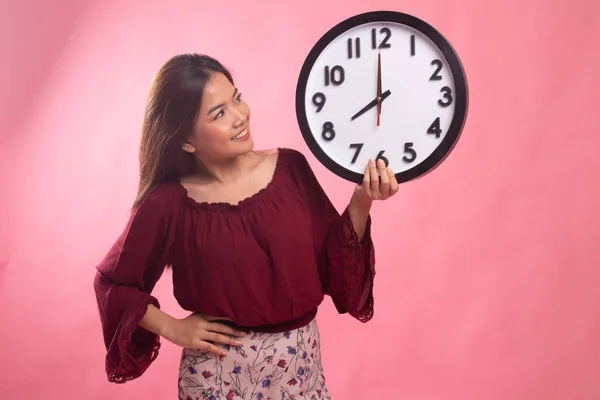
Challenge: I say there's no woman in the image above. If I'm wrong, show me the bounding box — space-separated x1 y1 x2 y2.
93 53 398 399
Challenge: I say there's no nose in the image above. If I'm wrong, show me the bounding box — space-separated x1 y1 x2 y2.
232 108 247 127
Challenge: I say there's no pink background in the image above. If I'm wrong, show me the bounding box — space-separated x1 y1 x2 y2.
1 0 599 399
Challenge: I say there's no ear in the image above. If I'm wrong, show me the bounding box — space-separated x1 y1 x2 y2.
182 139 195 153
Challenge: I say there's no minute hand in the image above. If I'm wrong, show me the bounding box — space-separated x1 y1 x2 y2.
350 90 391 121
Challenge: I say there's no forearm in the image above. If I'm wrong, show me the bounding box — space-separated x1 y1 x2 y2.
347 187 373 241
139 304 177 339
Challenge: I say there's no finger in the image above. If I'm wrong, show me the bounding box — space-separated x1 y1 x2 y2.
206 321 247 337
361 161 372 197
378 160 390 198
370 159 381 199
202 330 244 347
196 341 229 357
387 168 399 195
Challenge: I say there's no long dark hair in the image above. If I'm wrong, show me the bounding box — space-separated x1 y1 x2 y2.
133 53 234 208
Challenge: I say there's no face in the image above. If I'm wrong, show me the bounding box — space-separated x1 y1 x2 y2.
183 72 252 162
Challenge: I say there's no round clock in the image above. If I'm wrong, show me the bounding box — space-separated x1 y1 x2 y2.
295 10 469 184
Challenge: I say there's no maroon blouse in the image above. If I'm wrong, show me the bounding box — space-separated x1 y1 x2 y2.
93 148 376 383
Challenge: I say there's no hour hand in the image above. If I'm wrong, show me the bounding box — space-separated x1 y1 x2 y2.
350 90 391 121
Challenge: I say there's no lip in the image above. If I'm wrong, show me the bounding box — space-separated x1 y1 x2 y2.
231 127 250 141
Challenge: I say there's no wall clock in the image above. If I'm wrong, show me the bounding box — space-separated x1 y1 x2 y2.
295 10 469 184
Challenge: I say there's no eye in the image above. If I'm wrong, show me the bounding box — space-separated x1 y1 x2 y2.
214 110 224 119
235 93 242 103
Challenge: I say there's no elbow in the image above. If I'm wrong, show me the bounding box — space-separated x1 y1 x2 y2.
93 269 105 295
93 269 113 307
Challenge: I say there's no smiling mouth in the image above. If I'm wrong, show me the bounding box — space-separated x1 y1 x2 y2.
231 128 249 141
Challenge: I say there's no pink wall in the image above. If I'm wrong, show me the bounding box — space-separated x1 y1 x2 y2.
1 0 600 399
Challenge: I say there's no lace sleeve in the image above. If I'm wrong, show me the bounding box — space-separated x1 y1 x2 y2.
317 207 375 322
93 183 177 383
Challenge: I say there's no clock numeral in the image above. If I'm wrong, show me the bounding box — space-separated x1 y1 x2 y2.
312 92 326 112
371 27 392 49
438 86 453 107
324 65 345 86
347 37 361 59
403 143 417 163
376 150 389 167
349 143 364 164
427 117 442 139
349 146 391 167
410 34 416 56
430 59 443 81
322 121 336 141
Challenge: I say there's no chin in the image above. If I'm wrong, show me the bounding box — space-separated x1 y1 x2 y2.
231 136 254 155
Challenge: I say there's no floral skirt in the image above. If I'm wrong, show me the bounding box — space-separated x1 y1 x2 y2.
178 318 331 400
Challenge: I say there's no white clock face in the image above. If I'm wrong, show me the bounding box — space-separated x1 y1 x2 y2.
296 12 467 183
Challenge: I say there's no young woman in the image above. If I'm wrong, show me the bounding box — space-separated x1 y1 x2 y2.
93 53 398 399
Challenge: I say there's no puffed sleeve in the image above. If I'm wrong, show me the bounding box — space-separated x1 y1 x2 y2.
288 149 375 323
93 183 177 383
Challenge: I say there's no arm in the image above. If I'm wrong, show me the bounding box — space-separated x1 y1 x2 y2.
93 184 176 383
288 151 397 322
285 152 367 321
138 304 177 338
94 185 247 381
347 189 372 241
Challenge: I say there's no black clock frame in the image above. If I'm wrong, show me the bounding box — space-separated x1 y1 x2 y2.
295 10 469 184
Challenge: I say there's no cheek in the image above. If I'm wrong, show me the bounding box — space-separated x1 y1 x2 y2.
192 124 230 148
213 127 232 144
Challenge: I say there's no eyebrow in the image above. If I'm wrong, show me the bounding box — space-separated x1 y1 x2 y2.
207 88 239 116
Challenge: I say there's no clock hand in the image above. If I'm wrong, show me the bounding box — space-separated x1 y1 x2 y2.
377 48 382 126
350 89 391 121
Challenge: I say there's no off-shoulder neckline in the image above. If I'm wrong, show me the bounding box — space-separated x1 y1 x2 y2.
175 147 288 211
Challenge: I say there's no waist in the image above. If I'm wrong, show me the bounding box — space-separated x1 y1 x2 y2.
215 308 318 333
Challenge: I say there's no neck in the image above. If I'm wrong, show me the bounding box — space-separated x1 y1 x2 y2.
194 153 249 185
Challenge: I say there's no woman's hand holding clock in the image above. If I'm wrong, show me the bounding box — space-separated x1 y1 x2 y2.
355 158 399 203
347 156 399 241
